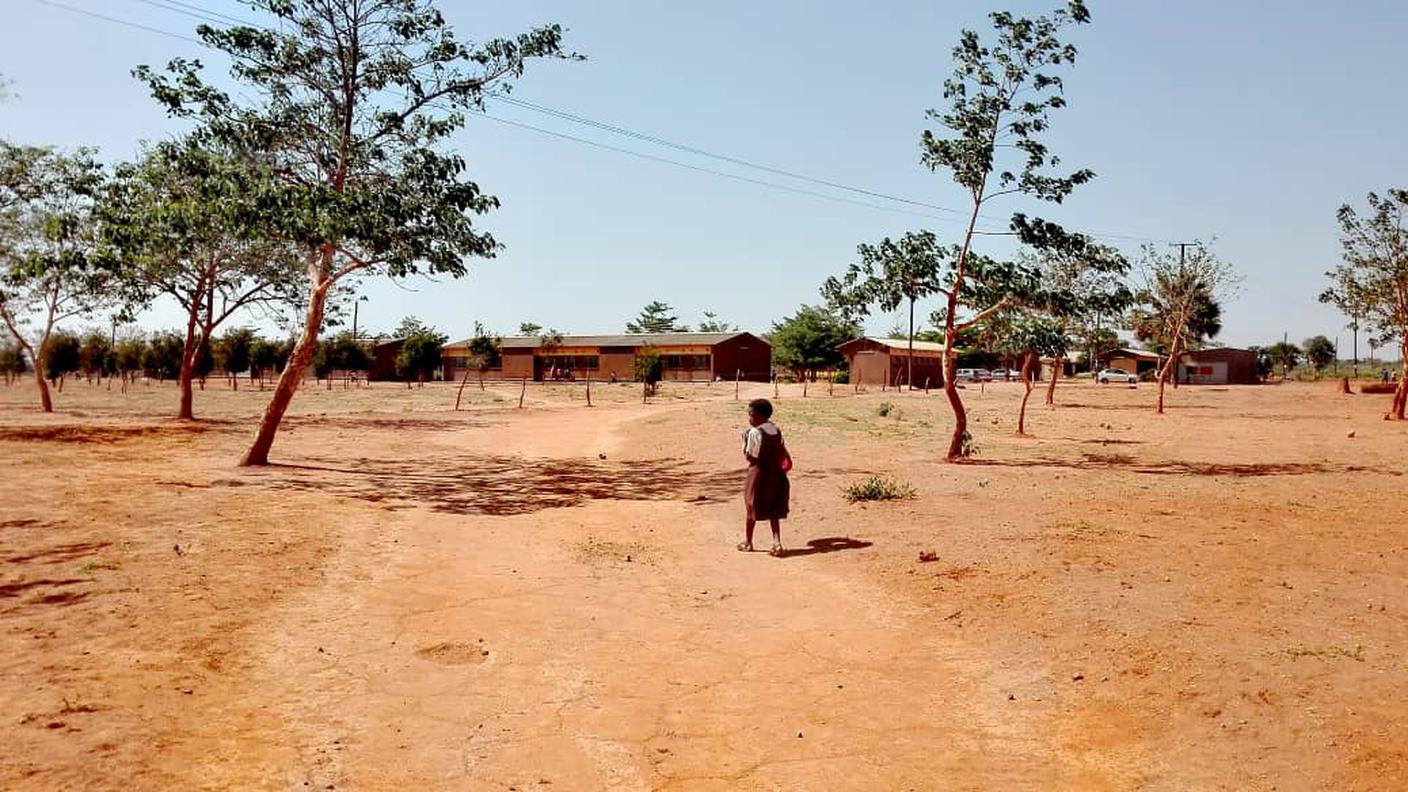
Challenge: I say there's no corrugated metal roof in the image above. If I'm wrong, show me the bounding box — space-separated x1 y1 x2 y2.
445 331 762 349
841 336 948 353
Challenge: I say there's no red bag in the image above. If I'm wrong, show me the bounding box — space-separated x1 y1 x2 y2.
780 450 793 472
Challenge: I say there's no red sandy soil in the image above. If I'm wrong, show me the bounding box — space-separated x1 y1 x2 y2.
1 376 1406 790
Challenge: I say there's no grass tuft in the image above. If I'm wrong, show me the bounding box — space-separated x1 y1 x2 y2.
842 475 916 503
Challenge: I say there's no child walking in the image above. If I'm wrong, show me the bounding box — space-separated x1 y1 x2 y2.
739 398 791 556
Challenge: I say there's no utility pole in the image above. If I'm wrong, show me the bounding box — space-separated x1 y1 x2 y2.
1170 241 1201 267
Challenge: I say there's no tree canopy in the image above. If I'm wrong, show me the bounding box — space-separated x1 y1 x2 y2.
1302 335 1336 375
768 305 859 378
626 301 686 334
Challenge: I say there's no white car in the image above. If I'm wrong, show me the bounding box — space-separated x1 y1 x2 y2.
1096 368 1138 385
990 368 1020 381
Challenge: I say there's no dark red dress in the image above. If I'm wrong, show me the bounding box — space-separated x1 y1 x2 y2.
745 427 790 521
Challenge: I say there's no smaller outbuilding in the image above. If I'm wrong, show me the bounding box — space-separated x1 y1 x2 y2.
1100 348 1161 377
837 337 947 388
1177 348 1260 385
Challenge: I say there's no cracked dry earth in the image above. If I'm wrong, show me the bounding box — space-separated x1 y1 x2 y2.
3 379 1408 790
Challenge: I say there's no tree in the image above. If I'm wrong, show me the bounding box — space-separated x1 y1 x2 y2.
143 331 185 381
824 230 947 390
1323 190 1408 418
768 305 860 381
634 345 662 396
113 333 145 386
626 301 686 334
994 313 1068 435
104 140 299 419
0 145 113 411
1084 326 1121 369
137 0 575 465
920 0 1101 459
78 328 115 382
1024 243 1131 403
1266 341 1301 378
1130 244 1236 412
518 322 543 336
1302 335 1335 377
248 336 277 384
1247 345 1274 380
0 338 26 384
697 311 735 333
393 316 431 339
214 327 256 388
41 330 80 388
395 327 447 386
456 321 501 406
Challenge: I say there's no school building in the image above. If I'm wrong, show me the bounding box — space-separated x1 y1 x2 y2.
442 332 772 383
1100 348 1162 377
837 337 947 388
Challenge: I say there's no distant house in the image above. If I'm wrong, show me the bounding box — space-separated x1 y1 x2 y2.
1177 348 1259 385
442 332 771 383
837 337 947 388
1101 348 1161 377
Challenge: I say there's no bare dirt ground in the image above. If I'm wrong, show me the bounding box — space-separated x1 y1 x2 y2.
2 374 1406 790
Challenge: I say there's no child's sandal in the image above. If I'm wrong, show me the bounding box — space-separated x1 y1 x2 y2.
737 542 753 552
769 544 784 557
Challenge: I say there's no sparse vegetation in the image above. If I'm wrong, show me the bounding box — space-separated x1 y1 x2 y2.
842 475 917 502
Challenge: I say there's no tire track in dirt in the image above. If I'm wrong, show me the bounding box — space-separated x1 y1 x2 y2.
175 399 1080 789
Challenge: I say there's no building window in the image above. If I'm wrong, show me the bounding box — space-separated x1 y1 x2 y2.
664 354 710 369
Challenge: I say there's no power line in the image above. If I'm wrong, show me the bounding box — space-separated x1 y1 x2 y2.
471 111 1003 228
36 0 1171 246
32 0 203 44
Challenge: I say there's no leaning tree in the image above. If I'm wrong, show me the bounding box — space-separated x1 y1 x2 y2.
823 230 947 390
1323 189 1408 419
136 0 575 464
919 0 1109 459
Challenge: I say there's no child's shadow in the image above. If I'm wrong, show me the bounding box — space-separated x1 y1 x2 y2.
777 537 873 558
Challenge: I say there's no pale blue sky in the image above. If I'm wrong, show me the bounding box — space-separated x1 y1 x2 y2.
3 1 1405 356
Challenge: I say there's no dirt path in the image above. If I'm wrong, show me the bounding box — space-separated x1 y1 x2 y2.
169 401 1076 790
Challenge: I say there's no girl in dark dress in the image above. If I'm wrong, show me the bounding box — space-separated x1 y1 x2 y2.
740 398 791 556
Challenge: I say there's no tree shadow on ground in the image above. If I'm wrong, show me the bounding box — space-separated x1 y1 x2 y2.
777 537 873 558
256 454 743 516
964 452 1401 477
0 423 226 444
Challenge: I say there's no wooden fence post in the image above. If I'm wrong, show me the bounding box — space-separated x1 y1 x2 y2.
735 369 741 401
586 376 593 407
518 375 528 408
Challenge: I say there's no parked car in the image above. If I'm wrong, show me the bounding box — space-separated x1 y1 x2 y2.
975 369 993 382
990 368 1019 381
955 368 979 382
1096 368 1138 385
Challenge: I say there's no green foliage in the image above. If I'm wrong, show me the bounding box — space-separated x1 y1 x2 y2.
1302 335 1336 375
142 331 184 379
1130 244 1235 361
697 311 735 333
842 475 916 503
824 231 948 325
78 328 115 377
1266 341 1301 376
518 322 543 336
322 332 372 373
214 327 255 375
768 305 860 378
1322 191 1408 361
41 330 80 380
0 145 114 359
876 401 898 418
634 345 663 393
0 338 27 377
113 334 145 375
467 322 502 370
626 301 686 334
248 337 277 376
395 326 447 381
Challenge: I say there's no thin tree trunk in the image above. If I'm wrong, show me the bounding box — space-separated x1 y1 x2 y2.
1045 357 1060 405
239 262 331 467
455 367 472 410
907 297 915 391
1393 343 1408 420
32 354 53 412
1017 351 1037 435
942 346 966 459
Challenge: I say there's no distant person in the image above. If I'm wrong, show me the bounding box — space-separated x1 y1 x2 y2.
1383 368 1391 384
739 398 791 557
